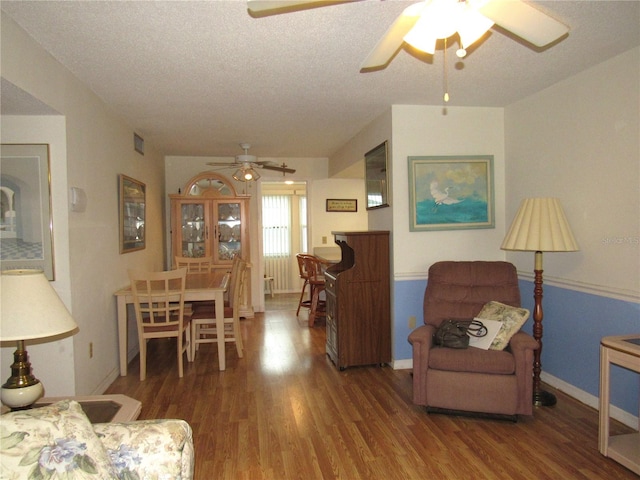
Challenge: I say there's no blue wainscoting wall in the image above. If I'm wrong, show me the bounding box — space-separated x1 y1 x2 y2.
395 277 639 418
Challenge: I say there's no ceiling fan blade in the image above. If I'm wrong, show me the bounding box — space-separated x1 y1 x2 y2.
248 0 349 15
248 1 316 13
360 4 422 70
262 164 297 174
206 162 237 167
477 0 569 47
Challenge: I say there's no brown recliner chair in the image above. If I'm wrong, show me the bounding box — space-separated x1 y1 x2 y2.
408 261 538 418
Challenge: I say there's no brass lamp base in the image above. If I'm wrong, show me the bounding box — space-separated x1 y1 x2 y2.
533 389 557 407
1 340 44 409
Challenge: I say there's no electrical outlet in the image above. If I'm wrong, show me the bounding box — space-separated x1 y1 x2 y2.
322 236 327 244
408 316 416 329
89 342 93 359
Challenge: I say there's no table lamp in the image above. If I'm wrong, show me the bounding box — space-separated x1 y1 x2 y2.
1 269 78 409
501 198 579 406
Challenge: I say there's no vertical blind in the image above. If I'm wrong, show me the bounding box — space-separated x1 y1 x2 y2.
262 195 291 291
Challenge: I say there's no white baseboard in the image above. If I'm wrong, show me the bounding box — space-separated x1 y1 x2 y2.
392 359 413 370
541 372 638 429
92 369 120 396
391 358 638 429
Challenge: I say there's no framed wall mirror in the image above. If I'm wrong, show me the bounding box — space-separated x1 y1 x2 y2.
119 174 146 253
365 141 389 210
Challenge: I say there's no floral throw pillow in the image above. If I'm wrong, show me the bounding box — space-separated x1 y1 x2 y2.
0 399 117 479
476 301 530 350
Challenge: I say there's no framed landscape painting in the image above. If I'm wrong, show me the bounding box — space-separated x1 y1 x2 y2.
408 155 494 231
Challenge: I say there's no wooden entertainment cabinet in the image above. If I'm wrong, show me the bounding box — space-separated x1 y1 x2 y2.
324 231 391 370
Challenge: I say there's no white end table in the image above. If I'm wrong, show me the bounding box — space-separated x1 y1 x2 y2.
599 334 640 475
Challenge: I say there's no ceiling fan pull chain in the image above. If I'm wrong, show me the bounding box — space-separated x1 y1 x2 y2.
443 37 450 103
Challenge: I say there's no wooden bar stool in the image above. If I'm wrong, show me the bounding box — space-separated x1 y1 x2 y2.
295 253 314 315
302 255 326 327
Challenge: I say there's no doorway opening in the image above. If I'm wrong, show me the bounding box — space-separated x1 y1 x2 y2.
261 182 307 294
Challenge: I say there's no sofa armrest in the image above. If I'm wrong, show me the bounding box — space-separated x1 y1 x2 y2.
93 419 194 480
508 331 538 415
408 324 436 405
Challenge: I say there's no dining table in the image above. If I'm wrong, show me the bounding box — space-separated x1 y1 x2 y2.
114 270 230 375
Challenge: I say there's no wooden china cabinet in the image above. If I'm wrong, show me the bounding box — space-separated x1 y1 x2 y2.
169 172 253 317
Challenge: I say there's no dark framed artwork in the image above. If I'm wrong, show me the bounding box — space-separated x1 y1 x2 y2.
0 144 55 280
134 133 144 155
119 174 146 253
408 155 494 231
365 141 389 210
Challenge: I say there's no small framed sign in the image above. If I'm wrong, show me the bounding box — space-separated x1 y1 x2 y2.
326 199 357 212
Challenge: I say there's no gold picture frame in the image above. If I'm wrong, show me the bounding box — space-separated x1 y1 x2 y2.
119 174 146 253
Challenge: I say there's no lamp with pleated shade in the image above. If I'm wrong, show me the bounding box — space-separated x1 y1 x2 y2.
0 269 78 409
501 198 579 406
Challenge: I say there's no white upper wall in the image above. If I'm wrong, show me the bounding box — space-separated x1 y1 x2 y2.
309 178 368 246
505 47 639 299
391 105 506 277
330 109 393 235
2 14 167 396
1 115 75 397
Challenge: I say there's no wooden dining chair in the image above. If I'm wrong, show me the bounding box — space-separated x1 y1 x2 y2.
174 255 213 273
191 258 246 360
175 255 216 310
128 268 192 381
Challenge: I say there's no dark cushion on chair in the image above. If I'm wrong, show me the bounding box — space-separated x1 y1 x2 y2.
190 305 233 319
429 346 515 374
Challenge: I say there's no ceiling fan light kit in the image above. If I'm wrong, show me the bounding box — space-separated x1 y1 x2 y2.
206 143 296 183
248 0 569 70
402 0 494 56
233 166 261 182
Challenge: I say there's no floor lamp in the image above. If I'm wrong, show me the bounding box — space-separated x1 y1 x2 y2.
501 198 579 406
1 269 78 409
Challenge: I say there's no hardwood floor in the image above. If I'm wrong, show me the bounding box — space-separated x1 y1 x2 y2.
106 294 636 479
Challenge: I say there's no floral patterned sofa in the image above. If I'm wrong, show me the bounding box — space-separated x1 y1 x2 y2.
0 399 194 479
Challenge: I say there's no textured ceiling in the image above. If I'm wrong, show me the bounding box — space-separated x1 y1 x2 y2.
1 0 639 159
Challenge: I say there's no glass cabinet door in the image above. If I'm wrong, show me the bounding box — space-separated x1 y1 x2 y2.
216 201 242 263
180 201 208 257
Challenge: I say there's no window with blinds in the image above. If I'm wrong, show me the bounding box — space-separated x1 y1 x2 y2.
262 195 291 257
262 195 292 292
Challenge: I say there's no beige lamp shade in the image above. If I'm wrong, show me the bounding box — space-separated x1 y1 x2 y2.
501 198 579 252
1 269 78 341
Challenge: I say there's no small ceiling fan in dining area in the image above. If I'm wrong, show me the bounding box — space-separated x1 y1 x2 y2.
206 143 296 182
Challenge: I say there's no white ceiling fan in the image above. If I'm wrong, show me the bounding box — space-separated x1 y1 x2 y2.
247 0 570 69
207 143 296 182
